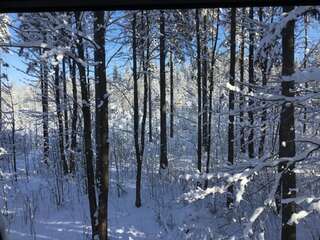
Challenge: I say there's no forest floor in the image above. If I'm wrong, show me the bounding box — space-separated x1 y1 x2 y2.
2 149 320 239
2 153 165 240
1 148 225 240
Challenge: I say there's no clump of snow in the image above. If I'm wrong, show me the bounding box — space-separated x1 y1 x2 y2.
288 211 310 225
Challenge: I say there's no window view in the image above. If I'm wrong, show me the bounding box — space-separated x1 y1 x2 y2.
0 6 319 240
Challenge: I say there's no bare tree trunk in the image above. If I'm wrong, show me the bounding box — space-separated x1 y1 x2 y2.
40 51 49 165
239 8 246 154
10 91 17 181
140 12 148 201
132 13 142 207
202 13 208 153
75 11 98 240
196 9 202 173
94 10 109 240
279 6 296 240
258 8 268 158
169 50 174 138
54 62 68 175
159 10 168 170
205 9 219 189
62 58 70 158
248 7 255 159
147 14 153 143
303 15 308 134
133 12 149 207
69 57 77 173
227 8 236 208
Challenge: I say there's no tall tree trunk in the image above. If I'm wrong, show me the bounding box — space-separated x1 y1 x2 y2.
133 12 149 207
196 9 202 173
69 57 77 173
140 11 148 205
40 53 49 165
10 92 17 181
205 9 219 189
94 10 109 240
303 15 308 134
248 7 255 158
132 13 142 207
239 8 246 154
75 11 98 240
227 8 236 208
159 10 168 170
147 14 153 143
279 6 296 240
62 58 70 158
258 8 268 157
202 13 208 153
169 50 174 138
54 62 68 174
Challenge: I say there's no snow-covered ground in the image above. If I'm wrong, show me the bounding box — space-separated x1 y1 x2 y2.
1 151 166 240
2 148 320 239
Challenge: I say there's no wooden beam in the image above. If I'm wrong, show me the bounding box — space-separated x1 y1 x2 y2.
0 0 319 13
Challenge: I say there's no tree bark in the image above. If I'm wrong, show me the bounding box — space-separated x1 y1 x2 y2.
40 51 50 165
132 13 142 207
205 9 219 189
196 9 202 173
248 7 255 159
159 10 168 170
62 58 70 158
227 8 236 208
239 8 246 154
202 13 208 153
258 7 268 158
279 6 296 240
69 57 77 173
75 11 98 240
54 62 68 174
94 10 109 240
169 50 174 138
147 13 153 143
303 15 308 134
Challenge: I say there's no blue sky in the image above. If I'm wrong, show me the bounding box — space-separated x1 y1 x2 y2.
2 10 320 87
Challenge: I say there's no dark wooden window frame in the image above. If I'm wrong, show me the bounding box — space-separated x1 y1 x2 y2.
0 0 318 13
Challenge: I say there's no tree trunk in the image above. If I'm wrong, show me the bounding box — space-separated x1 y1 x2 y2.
303 15 308 134
94 10 109 240
205 9 219 189
54 62 68 174
196 9 202 173
227 8 236 208
279 6 296 240
258 8 268 158
69 57 77 173
62 58 70 158
40 49 49 165
239 8 246 154
159 10 168 170
75 11 98 240
140 12 148 204
248 7 255 159
202 13 208 153
147 14 153 143
10 92 17 181
132 13 142 208
169 50 174 138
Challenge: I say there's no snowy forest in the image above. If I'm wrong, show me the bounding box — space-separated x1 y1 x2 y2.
0 5 320 240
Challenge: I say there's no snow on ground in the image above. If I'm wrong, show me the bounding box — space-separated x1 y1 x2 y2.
0 148 169 240
2 149 320 239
